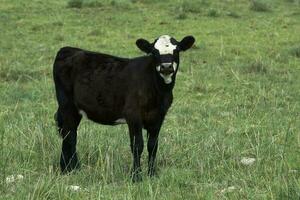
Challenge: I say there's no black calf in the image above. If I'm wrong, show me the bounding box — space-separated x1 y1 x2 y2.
53 35 195 181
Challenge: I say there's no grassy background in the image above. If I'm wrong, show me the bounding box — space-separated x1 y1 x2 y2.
1 0 300 199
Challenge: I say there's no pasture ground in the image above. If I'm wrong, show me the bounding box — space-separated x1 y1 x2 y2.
1 0 300 199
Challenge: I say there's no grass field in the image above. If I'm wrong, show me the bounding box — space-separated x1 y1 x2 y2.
1 0 300 199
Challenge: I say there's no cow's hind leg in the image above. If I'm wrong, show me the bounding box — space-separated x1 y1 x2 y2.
54 77 81 173
56 104 82 173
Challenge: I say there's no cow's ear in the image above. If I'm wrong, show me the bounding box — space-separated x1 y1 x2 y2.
136 39 152 54
178 36 195 51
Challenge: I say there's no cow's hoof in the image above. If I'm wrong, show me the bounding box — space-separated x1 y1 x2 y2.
148 169 158 178
131 170 142 183
132 174 142 183
60 154 80 174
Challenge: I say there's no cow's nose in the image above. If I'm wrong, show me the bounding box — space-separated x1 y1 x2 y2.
160 63 174 75
161 63 173 70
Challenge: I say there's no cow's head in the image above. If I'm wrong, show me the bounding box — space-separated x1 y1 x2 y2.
136 35 195 84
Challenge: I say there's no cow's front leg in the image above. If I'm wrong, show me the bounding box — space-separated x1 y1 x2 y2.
147 126 161 177
128 121 144 182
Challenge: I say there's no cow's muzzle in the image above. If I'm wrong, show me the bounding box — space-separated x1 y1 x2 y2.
160 63 174 75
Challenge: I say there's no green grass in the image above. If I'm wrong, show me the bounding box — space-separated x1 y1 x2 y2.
1 0 300 199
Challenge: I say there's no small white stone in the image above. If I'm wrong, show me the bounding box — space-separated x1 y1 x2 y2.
241 157 256 166
289 169 298 174
6 175 15 184
5 174 24 184
220 186 236 193
16 174 24 180
220 112 231 117
67 185 81 192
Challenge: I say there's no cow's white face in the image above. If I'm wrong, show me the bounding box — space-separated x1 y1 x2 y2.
153 35 178 84
136 35 195 84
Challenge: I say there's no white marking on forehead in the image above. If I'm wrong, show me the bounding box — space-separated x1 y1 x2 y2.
154 35 177 55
